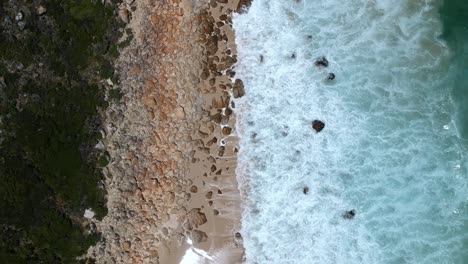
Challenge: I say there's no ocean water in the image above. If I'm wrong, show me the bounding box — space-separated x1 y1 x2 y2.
232 0 468 263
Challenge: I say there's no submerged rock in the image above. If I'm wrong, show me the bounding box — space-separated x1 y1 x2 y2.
327 73 335 80
303 186 309 194
343 209 356 219
315 56 329 67
312 120 325 132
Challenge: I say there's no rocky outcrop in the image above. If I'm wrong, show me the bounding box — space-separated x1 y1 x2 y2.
85 0 245 263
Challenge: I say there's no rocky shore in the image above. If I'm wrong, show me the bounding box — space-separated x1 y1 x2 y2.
86 0 251 263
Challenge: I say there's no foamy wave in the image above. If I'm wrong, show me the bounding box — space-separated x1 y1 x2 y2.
233 0 467 263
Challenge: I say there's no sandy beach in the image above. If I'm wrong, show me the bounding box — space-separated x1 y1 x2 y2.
85 0 251 263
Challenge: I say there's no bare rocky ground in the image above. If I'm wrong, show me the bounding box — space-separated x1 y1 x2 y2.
85 0 251 263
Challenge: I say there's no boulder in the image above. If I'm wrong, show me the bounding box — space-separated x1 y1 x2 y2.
343 209 356 219
222 126 232 135
118 8 130 24
315 56 328 67
312 120 325 132
186 208 207 228
232 79 245 98
191 230 208 244
236 0 253 13
37 5 47 15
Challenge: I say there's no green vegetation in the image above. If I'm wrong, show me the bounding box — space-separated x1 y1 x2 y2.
0 0 124 262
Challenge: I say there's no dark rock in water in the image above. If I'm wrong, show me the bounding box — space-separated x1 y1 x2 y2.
327 73 335 80
291 52 296 59
259 54 264 63
343 209 356 219
236 0 253 13
315 56 329 67
303 186 309 194
233 79 245 98
312 120 325 132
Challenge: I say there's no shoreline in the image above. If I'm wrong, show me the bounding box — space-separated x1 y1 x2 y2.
86 0 251 263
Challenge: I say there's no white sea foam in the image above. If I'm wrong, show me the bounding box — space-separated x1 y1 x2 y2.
233 0 468 263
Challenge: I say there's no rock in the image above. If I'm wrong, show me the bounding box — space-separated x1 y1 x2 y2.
37 5 47 15
315 56 329 67
125 0 135 4
327 73 335 80
122 241 131 251
312 120 325 132
236 0 253 13
17 21 26 31
219 14 228 21
15 12 24 21
218 146 225 157
118 8 130 24
211 113 222 124
205 191 213 199
190 186 198 193
191 230 208 244
222 126 232 135
303 186 309 194
84 208 95 219
232 79 245 98
183 221 193 231
186 208 207 228
343 209 356 219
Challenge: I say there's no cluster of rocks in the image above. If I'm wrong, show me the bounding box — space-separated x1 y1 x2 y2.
85 0 207 262
309 55 356 220
85 0 248 263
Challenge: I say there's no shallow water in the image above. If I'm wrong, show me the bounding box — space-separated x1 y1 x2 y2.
233 0 468 263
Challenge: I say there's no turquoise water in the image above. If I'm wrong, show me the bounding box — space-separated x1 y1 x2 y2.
441 1 468 142
440 1 468 263
233 0 468 263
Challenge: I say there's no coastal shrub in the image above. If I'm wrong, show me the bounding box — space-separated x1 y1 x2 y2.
0 0 123 262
